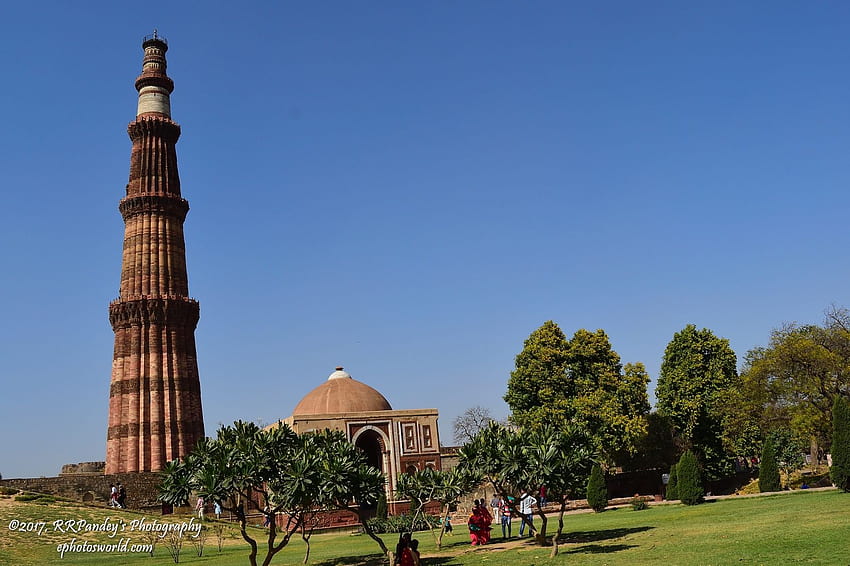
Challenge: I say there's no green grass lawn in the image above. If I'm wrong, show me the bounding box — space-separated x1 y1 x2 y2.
1 489 848 565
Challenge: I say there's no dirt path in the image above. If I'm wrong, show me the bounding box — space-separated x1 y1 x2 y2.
420 534 541 560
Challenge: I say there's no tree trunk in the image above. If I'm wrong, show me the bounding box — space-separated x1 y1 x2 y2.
301 530 311 564
237 517 259 566
436 505 450 550
534 505 549 546
549 500 567 558
355 507 390 561
811 436 819 471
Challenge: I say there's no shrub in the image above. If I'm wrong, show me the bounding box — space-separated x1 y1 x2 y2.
630 495 649 511
666 463 678 500
676 451 704 505
376 492 388 520
831 396 850 492
0 487 18 496
586 464 608 512
14 493 55 504
14 493 42 502
758 438 781 492
365 513 432 534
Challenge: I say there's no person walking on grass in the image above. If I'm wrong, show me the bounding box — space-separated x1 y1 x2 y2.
498 496 513 539
117 484 127 509
518 489 536 537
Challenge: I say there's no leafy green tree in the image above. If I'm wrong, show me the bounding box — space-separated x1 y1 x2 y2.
567 329 651 462
396 466 478 549
309 431 388 558
586 464 607 512
505 322 650 462
656 324 738 480
159 421 387 566
766 429 805 489
522 424 594 556
618 412 677 473
505 320 570 416
758 438 781 492
159 421 302 566
731 308 850 462
676 451 703 505
458 421 593 548
831 396 850 491
665 463 678 501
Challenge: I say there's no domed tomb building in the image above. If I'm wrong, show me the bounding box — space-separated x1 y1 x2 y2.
275 367 442 513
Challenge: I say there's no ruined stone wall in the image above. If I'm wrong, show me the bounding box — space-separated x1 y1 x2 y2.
0 472 163 510
60 462 105 475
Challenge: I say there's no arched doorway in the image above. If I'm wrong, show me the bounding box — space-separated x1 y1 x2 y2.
355 429 385 472
354 428 387 511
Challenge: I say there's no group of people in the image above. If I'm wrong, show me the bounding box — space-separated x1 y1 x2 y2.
394 532 421 566
108 483 127 508
466 488 539 545
195 496 223 520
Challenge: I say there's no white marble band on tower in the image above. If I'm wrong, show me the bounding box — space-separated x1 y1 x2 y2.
135 35 174 119
137 86 171 117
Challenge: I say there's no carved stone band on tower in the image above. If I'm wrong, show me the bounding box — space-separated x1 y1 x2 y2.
106 34 204 474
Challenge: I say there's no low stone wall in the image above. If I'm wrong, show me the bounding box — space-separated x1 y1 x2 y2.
0 472 163 510
60 462 105 475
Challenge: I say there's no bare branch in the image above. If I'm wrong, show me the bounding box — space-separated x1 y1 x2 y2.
453 406 495 444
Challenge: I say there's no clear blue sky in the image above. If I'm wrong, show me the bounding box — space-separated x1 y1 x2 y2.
2 1 850 479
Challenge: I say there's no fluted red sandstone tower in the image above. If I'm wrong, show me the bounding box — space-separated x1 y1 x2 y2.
106 33 204 474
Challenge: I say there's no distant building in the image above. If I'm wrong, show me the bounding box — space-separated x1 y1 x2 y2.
271 367 441 513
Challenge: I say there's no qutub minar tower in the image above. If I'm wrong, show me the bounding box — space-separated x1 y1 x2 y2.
106 33 204 474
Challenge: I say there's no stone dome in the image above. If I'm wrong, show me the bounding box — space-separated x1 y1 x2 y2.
292 367 392 416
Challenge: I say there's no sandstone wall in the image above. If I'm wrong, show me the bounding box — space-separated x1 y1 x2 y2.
0 472 163 510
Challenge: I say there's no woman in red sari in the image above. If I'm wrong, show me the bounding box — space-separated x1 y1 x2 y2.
468 500 492 545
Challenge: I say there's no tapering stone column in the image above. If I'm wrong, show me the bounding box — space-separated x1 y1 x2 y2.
106 33 204 474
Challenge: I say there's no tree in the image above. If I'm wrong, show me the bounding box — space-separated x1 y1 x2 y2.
159 422 302 566
618 412 677 473
305 430 389 559
766 429 805 489
504 320 570 416
375 492 388 520
665 463 678 501
522 424 594 556
831 396 850 491
586 464 607 512
676 451 703 505
159 421 387 566
656 324 738 480
396 467 478 549
505 321 650 462
730 307 850 462
758 438 781 493
453 406 496 445
457 421 594 549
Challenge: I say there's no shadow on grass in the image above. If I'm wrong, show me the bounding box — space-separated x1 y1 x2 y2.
431 537 477 551
311 553 386 566
564 543 637 555
312 554 461 566
559 526 653 544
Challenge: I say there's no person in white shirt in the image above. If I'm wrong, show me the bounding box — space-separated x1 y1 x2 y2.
109 484 119 507
518 489 536 537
